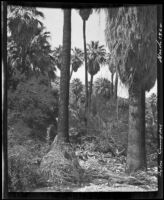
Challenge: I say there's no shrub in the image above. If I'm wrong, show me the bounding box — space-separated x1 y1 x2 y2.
8 75 58 140
8 144 48 192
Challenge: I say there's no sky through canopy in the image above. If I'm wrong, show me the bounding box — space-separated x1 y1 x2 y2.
37 8 157 98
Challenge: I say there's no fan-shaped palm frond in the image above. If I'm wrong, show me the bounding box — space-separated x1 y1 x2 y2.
7 6 44 47
71 78 83 97
105 6 157 93
7 6 55 81
71 47 84 72
52 45 63 70
87 41 106 76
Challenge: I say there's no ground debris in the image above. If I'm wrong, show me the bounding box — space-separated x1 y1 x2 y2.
74 141 158 192
34 141 158 192
40 138 84 186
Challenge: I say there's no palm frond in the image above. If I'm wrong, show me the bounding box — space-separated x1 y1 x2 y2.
104 6 157 92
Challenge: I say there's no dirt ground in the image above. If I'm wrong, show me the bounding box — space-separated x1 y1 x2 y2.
33 147 158 192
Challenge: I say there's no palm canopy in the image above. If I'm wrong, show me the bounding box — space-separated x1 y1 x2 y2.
29 28 56 76
71 78 83 97
106 53 116 75
79 9 93 21
7 6 44 47
87 41 106 76
53 46 84 73
52 45 63 70
71 47 84 72
95 77 112 99
7 6 56 81
105 6 157 93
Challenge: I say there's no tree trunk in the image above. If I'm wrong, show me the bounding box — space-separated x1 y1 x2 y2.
114 71 118 99
89 74 93 111
83 20 88 131
40 10 83 186
57 9 71 143
116 96 119 122
140 87 147 170
126 86 147 173
21 47 27 75
69 67 73 81
111 73 114 96
115 70 118 122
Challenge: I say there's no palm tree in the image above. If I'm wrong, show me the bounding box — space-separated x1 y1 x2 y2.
53 46 83 80
56 9 72 143
70 47 84 80
105 6 157 173
7 6 55 88
70 78 83 108
41 9 83 185
95 77 112 99
7 37 23 89
87 41 106 106
53 45 63 71
107 53 115 96
79 9 92 130
114 68 118 100
29 27 56 80
7 6 44 76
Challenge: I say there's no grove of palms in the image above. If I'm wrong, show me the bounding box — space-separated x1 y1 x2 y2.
6 4 158 192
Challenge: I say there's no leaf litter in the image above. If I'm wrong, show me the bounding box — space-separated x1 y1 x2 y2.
33 140 158 192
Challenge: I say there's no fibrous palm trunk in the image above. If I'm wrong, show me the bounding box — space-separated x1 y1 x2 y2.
114 71 118 100
89 74 93 110
21 47 26 74
83 20 89 132
57 9 71 143
140 87 147 169
69 67 73 81
126 86 147 173
111 72 114 96
115 70 118 122
41 10 83 185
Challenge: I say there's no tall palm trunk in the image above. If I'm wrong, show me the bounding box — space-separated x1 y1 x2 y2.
69 67 73 81
126 86 147 173
114 71 118 99
115 70 118 122
140 87 147 169
89 74 94 110
83 20 88 130
57 9 71 143
38 9 83 185
21 47 26 74
111 72 114 96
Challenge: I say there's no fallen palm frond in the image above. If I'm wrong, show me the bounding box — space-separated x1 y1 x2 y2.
40 137 84 186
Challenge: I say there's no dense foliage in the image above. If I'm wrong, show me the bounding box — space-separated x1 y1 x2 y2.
7 6 56 89
105 6 157 92
7 6 58 191
8 76 58 138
